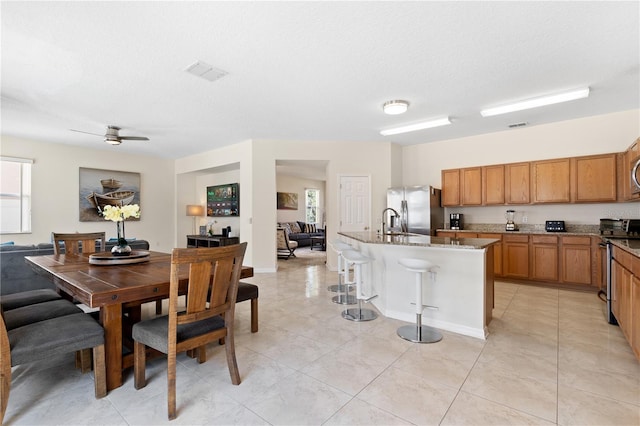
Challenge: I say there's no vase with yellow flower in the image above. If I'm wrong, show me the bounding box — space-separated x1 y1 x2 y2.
103 204 140 256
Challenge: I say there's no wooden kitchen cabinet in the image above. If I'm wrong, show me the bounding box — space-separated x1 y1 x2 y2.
504 162 531 204
460 167 482 205
532 158 571 203
436 231 457 238
561 235 592 286
482 165 505 205
612 255 632 342
531 235 558 281
632 275 640 359
441 169 460 206
572 153 617 202
478 233 503 276
503 234 529 279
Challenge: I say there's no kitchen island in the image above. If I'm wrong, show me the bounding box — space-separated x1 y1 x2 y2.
338 231 499 339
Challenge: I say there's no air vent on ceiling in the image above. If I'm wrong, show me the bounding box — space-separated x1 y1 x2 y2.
185 60 228 82
508 122 528 128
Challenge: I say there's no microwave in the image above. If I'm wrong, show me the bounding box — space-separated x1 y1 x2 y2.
631 156 640 195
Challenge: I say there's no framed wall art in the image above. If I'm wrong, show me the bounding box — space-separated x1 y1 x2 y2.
79 167 141 222
277 192 298 210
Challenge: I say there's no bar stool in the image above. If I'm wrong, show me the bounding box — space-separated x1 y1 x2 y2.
341 249 378 321
328 241 356 305
397 258 442 343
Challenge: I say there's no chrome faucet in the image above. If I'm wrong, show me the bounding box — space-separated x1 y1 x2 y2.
381 208 400 235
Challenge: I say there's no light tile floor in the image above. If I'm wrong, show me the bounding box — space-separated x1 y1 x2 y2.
4 249 639 425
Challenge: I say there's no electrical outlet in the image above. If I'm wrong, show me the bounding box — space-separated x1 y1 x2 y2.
522 216 528 223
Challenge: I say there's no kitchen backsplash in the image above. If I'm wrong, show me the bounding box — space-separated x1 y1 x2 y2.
444 203 640 227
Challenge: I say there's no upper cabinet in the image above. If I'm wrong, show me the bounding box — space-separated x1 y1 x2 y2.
441 169 460 206
532 158 571 203
504 162 531 204
441 151 622 206
460 167 482 205
482 165 505 205
571 154 617 202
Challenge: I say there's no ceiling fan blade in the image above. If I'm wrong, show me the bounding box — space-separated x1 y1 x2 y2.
70 128 104 137
118 136 149 141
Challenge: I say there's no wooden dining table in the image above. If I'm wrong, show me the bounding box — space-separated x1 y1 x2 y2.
25 250 254 391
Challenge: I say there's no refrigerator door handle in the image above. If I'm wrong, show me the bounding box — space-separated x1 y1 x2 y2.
401 200 408 232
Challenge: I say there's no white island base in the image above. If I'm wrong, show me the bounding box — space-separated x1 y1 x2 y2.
338 232 496 340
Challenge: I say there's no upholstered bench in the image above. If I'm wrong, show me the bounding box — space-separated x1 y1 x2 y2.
237 282 258 333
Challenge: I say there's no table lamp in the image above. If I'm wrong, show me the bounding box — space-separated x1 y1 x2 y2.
186 205 204 235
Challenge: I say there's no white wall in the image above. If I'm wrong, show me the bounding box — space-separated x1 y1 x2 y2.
402 109 640 226
1 136 175 251
276 174 326 225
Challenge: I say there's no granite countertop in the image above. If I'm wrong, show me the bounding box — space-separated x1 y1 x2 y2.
608 238 640 258
338 231 499 250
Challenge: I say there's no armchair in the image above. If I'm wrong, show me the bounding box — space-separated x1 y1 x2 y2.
277 228 298 259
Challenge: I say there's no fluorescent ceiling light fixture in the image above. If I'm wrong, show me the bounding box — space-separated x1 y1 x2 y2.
383 100 409 115
480 87 590 117
380 117 451 136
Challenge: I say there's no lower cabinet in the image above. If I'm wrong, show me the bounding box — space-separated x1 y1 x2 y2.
632 276 640 359
612 246 636 357
561 236 592 285
478 233 502 277
437 230 597 287
503 234 529 279
531 235 558 281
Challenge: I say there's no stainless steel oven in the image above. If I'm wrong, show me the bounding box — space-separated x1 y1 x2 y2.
630 156 640 195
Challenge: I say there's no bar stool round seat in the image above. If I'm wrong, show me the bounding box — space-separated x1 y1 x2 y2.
397 257 442 343
328 241 356 305
341 249 378 322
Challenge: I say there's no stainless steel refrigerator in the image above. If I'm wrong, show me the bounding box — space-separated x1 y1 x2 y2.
387 186 443 235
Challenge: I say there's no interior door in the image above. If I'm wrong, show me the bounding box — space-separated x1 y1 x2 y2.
339 175 370 232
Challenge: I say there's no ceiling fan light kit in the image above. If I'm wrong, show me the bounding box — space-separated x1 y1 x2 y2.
71 125 149 145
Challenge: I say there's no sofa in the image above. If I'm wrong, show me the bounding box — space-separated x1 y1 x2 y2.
277 221 324 247
0 240 151 296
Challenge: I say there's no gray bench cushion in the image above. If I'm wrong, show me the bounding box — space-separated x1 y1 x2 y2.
3 299 83 330
9 312 104 366
0 289 62 311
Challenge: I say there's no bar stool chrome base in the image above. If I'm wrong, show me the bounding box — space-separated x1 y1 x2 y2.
342 307 378 321
332 294 356 305
327 283 351 293
397 324 442 343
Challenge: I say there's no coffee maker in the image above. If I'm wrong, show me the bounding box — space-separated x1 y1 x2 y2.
450 213 463 230
505 209 518 231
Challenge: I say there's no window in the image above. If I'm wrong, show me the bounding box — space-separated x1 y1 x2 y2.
305 188 319 224
1 156 32 233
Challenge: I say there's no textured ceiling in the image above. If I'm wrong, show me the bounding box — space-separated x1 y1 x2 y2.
1 1 638 159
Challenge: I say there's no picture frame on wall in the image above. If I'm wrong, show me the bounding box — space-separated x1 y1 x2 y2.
277 192 298 210
79 167 141 222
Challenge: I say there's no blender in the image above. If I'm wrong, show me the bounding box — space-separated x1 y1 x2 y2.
505 209 518 231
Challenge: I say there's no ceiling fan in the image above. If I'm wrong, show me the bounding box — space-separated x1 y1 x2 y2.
70 125 149 145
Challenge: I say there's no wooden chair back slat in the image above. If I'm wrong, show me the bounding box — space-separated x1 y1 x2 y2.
185 261 212 315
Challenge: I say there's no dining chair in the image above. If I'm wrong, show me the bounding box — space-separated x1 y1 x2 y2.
0 311 107 424
52 231 106 371
132 243 247 420
52 231 106 255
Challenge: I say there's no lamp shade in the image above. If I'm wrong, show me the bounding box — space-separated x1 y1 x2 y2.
186 205 204 216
